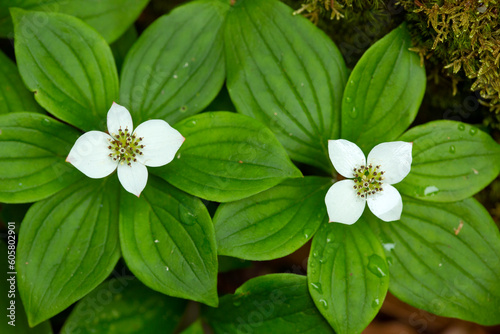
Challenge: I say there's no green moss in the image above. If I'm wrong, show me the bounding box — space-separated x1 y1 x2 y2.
400 0 500 128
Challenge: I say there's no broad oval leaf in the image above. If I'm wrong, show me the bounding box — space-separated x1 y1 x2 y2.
120 0 228 125
17 178 121 327
308 220 389 334
119 176 218 307
367 196 500 325
203 274 334 334
154 112 302 202
1 0 149 43
341 23 426 154
225 0 348 172
0 49 43 114
1 241 53 333
397 120 500 202
0 112 83 203
214 176 330 260
12 8 119 131
61 278 187 334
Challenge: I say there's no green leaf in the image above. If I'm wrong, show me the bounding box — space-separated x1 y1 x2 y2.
225 0 348 172
0 112 83 203
0 49 43 114
397 120 500 202
308 219 389 334
119 176 218 307
214 177 330 260
341 23 426 154
1 0 149 43
12 8 119 131
61 278 187 334
111 25 137 74
203 274 334 333
17 178 121 326
119 0 228 125
0 241 53 334
155 112 302 202
367 196 500 325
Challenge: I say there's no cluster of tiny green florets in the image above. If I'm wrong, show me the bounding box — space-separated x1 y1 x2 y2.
108 127 145 166
352 164 385 198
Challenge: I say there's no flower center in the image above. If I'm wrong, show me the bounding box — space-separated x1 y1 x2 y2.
108 127 145 167
352 164 385 198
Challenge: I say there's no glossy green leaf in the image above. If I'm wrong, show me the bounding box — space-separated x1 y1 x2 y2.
397 120 500 202
180 320 204 334
367 197 500 325
119 176 218 307
62 278 187 334
308 219 389 334
214 177 330 260
0 112 83 203
0 50 43 114
1 0 148 43
341 23 426 154
120 0 228 124
17 178 121 327
155 112 302 202
204 274 334 333
12 8 119 131
0 241 53 334
225 0 348 172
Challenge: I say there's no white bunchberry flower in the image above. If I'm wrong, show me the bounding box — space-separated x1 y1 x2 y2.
325 139 412 225
66 102 184 197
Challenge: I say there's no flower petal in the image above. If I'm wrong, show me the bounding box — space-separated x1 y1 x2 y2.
107 102 133 136
133 120 185 167
117 162 148 197
66 131 117 178
325 179 366 225
367 184 403 222
328 139 366 178
367 141 412 185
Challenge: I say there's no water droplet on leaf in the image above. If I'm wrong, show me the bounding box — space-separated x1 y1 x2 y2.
349 107 358 119
179 205 197 225
458 123 465 131
469 128 477 135
310 282 323 294
367 254 388 278
318 299 328 309
424 185 439 196
449 145 456 153
303 228 312 239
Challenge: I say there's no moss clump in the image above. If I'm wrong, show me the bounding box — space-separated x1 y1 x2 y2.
400 0 500 128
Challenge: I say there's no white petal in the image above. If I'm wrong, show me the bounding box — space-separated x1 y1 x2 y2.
107 102 133 136
328 139 366 178
133 120 185 167
325 180 366 225
66 131 117 178
367 184 403 222
117 162 148 197
367 141 412 185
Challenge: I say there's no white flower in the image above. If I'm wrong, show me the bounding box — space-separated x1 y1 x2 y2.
66 102 184 197
325 139 412 225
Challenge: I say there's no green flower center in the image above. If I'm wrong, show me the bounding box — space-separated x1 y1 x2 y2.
108 127 145 166
352 164 385 198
